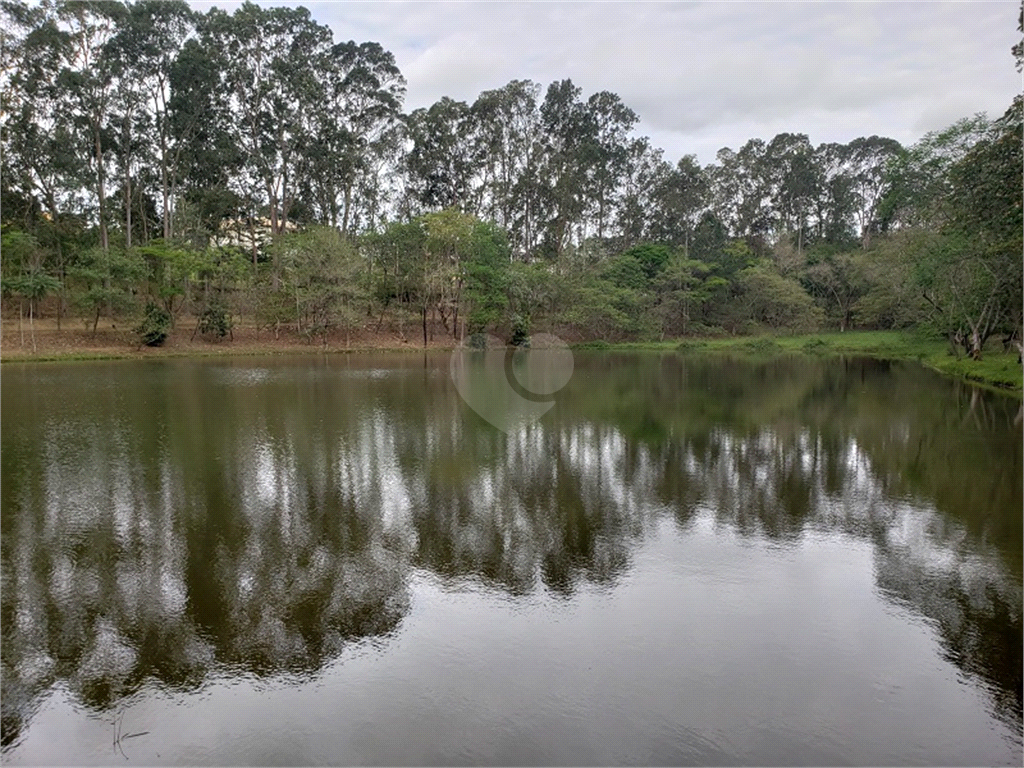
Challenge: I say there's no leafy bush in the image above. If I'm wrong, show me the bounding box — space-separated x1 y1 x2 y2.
741 337 783 354
509 314 530 347
254 292 295 336
801 338 832 354
573 339 612 350
198 303 232 340
676 339 708 352
737 262 824 333
136 303 172 347
684 323 728 338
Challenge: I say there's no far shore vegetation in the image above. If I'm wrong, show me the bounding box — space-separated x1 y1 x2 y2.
2 2 1021 396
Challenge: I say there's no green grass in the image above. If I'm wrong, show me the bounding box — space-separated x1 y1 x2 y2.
580 331 1022 395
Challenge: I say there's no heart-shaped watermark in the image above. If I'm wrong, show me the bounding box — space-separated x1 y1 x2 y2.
449 333 574 433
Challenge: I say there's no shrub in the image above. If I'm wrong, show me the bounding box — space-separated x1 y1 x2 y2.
198 303 232 340
574 339 611 350
741 337 783 354
136 303 172 347
509 313 530 347
801 338 832 354
676 339 708 352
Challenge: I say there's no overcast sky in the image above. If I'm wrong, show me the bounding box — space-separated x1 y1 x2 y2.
193 1 1022 165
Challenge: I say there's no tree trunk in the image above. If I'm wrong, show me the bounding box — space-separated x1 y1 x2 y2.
969 327 983 361
948 331 962 359
140 187 149 244
95 122 109 252
125 178 132 249
342 183 352 235
268 182 279 235
56 251 64 331
123 110 132 249
161 129 170 240
422 305 427 348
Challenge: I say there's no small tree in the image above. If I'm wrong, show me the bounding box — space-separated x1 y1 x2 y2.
138 241 205 319
273 227 367 347
653 254 727 338
738 261 824 333
136 302 172 346
69 247 148 335
195 300 232 341
0 232 62 351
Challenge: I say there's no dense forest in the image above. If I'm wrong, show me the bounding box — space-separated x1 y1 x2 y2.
1 0 1021 358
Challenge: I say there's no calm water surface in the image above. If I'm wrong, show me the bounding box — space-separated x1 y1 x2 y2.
1 352 1021 765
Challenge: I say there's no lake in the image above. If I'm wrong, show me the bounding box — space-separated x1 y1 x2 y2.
1 351 1021 765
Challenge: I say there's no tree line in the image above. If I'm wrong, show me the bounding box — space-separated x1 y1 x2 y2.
1 0 1021 358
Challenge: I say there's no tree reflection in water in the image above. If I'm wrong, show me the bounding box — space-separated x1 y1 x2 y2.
1 353 1020 750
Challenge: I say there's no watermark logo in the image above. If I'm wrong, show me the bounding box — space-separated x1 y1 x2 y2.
449 333 574 433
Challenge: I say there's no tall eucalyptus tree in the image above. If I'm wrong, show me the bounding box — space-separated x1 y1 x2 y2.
106 0 196 241
404 97 481 214
59 0 126 252
581 89 639 241
539 79 590 257
302 40 405 233
200 3 332 236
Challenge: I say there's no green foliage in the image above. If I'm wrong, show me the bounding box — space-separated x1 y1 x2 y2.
599 252 648 291
879 114 992 230
509 313 530 347
653 252 727 336
675 339 708 352
800 337 832 354
621 243 672 281
467 332 490 350
255 290 297 334
851 235 928 329
558 278 653 340
268 227 368 344
737 261 824 333
138 241 205 314
69 247 149 328
135 302 172 346
716 239 756 278
197 302 232 340
574 339 612 350
801 251 867 331
741 337 784 354
463 263 507 332
4 272 62 303
462 220 511 333
1 231 42 273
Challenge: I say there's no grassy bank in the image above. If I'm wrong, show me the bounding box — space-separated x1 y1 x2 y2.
574 331 1022 395
3 322 1020 395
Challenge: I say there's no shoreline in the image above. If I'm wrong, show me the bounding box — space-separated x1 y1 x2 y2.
573 332 1023 395
2 326 1020 396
